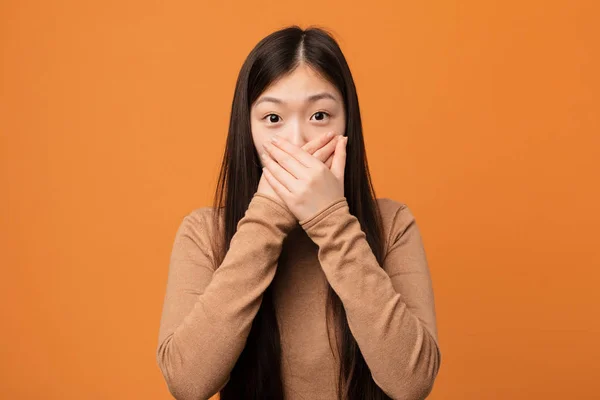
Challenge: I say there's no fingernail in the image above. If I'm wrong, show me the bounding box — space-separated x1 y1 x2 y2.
270 135 278 143
261 152 267 159
326 132 333 138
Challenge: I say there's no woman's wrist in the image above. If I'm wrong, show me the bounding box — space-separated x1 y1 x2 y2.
251 193 298 232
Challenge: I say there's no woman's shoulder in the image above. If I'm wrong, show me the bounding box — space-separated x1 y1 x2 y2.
375 197 411 221
167 205 226 270
172 205 223 248
375 197 420 246
181 205 223 227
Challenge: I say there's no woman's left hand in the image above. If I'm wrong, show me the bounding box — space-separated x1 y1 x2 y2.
261 134 348 222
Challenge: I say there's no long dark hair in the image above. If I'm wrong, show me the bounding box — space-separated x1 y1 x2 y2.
211 26 389 400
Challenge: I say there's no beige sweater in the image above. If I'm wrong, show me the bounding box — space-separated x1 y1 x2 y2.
156 193 441 400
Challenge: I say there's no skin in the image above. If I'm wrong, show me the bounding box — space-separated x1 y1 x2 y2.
251 63 349 221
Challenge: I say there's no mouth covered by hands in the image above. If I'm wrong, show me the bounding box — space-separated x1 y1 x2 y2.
259 131 348 222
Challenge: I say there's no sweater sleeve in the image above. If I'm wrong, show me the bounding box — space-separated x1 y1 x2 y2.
299 197 441 400
156 193 297 400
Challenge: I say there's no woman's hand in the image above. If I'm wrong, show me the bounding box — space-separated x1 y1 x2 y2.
260 133 348 222
301 131 341 169
256 132 340 205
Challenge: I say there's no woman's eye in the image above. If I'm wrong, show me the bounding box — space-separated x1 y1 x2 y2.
265 114 281 123
311 111 330 121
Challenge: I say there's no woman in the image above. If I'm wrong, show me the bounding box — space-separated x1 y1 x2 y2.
156 26 441 400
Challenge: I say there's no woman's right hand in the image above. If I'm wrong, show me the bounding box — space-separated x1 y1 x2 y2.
257 131 341 203
257 170 283 203
302 131 341 169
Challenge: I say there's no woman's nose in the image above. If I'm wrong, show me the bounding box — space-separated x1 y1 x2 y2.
286 124 308 148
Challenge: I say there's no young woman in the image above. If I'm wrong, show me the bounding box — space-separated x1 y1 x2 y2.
156 26 441 400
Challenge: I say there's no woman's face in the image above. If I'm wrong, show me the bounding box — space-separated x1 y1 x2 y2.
250 63 346 166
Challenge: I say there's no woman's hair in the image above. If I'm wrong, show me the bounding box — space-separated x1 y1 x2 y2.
211 25 388 400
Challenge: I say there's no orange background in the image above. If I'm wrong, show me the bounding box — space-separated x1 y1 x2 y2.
1 1 598 399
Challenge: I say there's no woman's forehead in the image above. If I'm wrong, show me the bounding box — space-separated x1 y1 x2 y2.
255 65 342 106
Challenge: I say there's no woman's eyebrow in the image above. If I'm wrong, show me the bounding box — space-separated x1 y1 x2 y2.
254 92 339 106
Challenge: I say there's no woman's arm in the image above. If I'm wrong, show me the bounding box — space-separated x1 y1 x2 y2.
156 193 297 400
299 198 441 400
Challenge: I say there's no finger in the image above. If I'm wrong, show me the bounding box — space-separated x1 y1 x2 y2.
263 140 306 179
262 167 293 203
301 131 336 155
270 135 323 171
324 152 334 169
261 150 298 192
331 136 347 180
302 131 332 153
313 135 340 163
